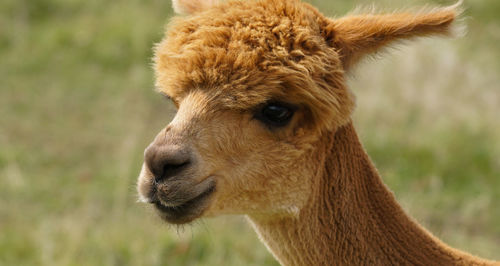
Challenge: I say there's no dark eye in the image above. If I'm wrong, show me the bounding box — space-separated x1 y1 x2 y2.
256 102 295 127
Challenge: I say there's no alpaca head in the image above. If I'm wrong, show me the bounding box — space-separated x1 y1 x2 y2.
137 0 460 224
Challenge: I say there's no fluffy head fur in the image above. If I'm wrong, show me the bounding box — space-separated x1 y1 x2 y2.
155 0 355 133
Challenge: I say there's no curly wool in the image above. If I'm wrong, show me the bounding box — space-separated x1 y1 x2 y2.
155 0 354 133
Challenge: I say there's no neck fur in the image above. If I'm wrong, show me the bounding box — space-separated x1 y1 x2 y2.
248 122 492 266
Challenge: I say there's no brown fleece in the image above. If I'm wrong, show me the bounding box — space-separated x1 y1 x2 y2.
249 122 495 265
137 0 498 265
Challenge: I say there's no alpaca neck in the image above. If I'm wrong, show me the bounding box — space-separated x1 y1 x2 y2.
248 122 489 266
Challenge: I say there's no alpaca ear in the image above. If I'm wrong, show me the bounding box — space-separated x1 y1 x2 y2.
323 2 463 69
172 0 218 14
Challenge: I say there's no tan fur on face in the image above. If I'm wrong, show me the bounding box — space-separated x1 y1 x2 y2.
167 90 318 217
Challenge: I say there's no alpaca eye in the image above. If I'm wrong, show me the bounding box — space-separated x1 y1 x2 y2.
256 102 295 127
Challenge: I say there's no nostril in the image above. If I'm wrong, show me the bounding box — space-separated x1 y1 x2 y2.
157 160 190 182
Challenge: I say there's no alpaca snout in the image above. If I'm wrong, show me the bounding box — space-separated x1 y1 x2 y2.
139 139 216 224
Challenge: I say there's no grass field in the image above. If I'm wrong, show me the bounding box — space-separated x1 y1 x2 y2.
1 0 499 265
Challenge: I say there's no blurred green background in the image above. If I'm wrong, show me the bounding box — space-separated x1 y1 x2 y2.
0 0 499 265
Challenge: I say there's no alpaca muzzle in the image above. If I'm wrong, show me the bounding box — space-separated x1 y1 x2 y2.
138 139 216 224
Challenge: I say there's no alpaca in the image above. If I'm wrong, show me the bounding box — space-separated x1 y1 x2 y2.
137 0 497 264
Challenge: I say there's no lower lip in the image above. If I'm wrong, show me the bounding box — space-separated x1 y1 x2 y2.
153 184 215 223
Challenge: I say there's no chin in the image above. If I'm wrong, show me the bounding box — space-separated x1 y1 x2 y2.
153 184 216 224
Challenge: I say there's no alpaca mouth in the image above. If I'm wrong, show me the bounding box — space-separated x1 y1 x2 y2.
153 183 215 224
